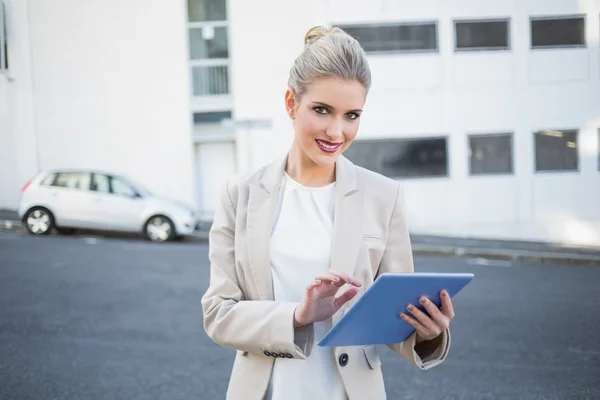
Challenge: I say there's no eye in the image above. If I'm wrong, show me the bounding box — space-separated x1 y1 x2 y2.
346 112 360 120
313 106 328 115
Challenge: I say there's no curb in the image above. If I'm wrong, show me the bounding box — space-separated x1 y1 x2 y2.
410 243 600 265
2 220 599 265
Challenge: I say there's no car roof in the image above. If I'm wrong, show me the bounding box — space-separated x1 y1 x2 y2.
43 168 124 177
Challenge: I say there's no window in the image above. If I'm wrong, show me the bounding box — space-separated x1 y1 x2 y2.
531 16 585 48
454 19 510 51
534 130 578 172
91 174 110 193
343 137 448 178
40 173 57 186
193 111 231 124
469 134 513 175
187 0 229 97
189 26 228 59
188 0 226 22
338 22 438 53
0 1 7 71
52 173 91 190
597 129 600 171
110 176 137 197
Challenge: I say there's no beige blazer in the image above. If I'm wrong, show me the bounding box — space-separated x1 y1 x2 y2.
201 154 450 400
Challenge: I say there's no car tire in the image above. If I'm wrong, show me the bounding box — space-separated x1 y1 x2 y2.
24 207 55 236
144 215 176 243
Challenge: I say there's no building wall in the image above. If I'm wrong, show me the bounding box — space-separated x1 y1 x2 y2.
227 0 600 244
0 0 197 210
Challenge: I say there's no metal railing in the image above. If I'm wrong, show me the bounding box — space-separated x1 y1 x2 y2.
191 62 229 96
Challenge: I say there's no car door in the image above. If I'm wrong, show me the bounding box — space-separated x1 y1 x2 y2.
47 172 97 228
88 173 144 232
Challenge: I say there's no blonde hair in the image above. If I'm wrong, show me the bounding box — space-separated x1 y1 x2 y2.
288 26 371 99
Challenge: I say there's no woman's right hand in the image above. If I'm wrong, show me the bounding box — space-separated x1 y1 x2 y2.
293 269 362 327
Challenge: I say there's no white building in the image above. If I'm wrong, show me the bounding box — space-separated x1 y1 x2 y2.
1 0 599 245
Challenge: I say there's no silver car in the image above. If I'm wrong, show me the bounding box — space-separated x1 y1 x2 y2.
18 169 198 242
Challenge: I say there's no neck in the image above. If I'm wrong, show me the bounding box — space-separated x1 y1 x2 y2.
286 143 336 187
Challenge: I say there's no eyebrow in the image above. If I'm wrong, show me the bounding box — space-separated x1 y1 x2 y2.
311 101 363 113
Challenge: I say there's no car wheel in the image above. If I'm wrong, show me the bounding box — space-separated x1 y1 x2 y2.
24 207 55 235
144 215 175 243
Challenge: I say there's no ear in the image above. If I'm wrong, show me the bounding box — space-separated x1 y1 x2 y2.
284 89 297 120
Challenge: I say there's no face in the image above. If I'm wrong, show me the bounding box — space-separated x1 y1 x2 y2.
285 77 366 167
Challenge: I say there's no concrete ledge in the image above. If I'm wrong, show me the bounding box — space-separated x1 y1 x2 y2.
2 219 600 265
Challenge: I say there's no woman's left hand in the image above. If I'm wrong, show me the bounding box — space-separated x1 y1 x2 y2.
400 290 455 343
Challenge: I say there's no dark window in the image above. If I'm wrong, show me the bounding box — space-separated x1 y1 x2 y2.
189 27 228 59
531 16 585 48
51 173 91 190
469 134 513 175
0 1 7 70
344 137 448 178
455 19 510 50
338 22 438 53
597 129 600 171
188 0 226 22
193 111 232 124
534 130 578 172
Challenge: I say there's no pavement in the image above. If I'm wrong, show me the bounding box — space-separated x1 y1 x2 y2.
2 208 600 265
1 231 599 400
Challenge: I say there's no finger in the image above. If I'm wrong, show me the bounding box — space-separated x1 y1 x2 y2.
328 269 362 287
440 290 455 319
333 287 359 310
399 312 430 338
406 303 439 334
418 296 443 320
314 273 345 287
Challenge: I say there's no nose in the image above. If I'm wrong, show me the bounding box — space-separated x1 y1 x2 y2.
326 118 344 141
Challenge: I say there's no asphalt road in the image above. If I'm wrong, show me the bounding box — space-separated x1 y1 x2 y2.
0 231 598 400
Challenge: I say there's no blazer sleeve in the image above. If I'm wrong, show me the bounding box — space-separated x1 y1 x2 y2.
201 180 314 359
377 182 451 370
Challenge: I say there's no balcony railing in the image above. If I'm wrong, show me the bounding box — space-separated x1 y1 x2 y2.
191 60 229 96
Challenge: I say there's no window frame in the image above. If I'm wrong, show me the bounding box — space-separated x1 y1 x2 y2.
529 14 586 50
453 17 511 52
533 129 579 173
335 21 440 55
467 132 514 176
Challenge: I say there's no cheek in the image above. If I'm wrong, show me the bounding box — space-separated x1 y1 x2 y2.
296 112 326 139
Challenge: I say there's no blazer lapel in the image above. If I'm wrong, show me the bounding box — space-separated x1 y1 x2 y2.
246 155 287 301
330 157 364 323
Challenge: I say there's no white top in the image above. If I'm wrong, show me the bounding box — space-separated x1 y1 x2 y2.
265 173 346 400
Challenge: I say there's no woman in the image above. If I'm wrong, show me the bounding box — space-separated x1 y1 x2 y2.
201 26 455 400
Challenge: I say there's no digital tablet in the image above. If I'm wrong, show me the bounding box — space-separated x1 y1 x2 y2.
318 272 474 347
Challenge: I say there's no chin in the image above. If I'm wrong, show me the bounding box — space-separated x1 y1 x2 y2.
309 152 340 167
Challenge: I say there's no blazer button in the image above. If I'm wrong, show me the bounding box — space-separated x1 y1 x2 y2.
264 350 272 357
278 353 287 358
338 353 349 367
285 353 293 358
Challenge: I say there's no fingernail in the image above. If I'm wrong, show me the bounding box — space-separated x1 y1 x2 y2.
442 290 448 297
420 297 426 304
399 313 406 319
407 304 414 311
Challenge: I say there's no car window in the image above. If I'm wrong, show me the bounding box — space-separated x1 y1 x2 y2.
110 176 136 197
40 173 57 186
52 173 91 190
91 174 110 193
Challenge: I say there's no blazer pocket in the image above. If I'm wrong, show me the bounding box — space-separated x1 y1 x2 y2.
362 345 381 370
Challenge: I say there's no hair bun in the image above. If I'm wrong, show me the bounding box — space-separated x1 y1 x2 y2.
304 25 330 46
